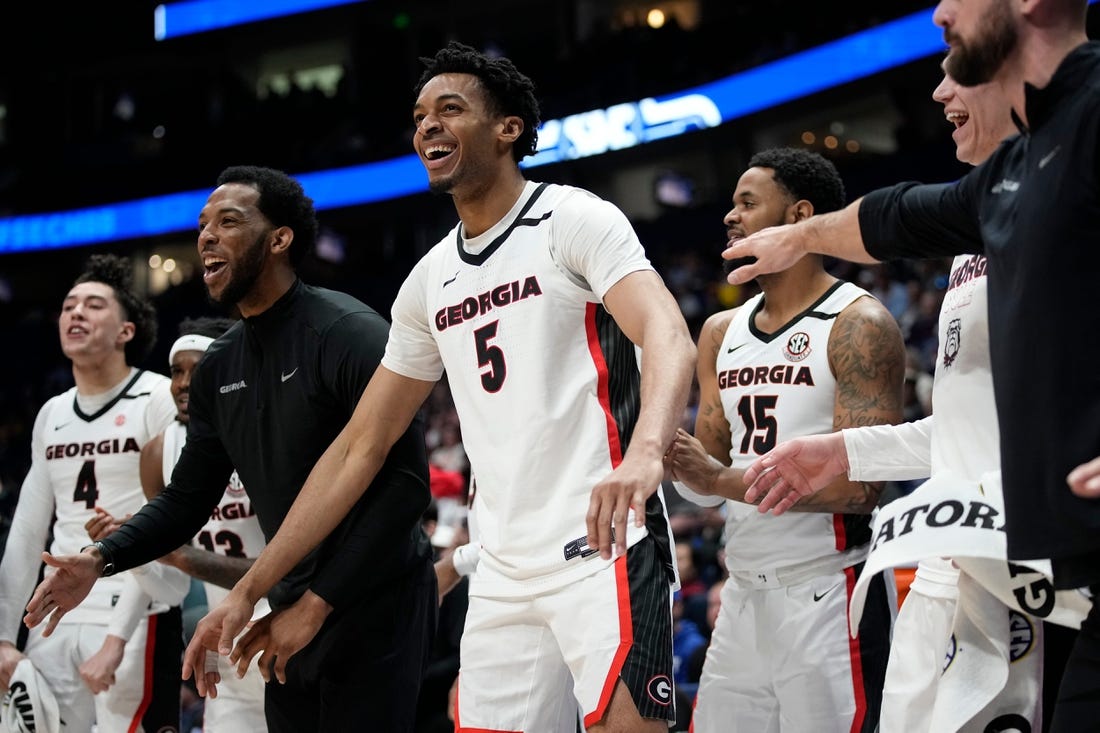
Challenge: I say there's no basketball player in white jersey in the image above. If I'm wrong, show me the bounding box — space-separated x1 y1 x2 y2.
666 147 905 732
0 254 181 732
89 315 271 731
732 72 1062 732
178 41 695 733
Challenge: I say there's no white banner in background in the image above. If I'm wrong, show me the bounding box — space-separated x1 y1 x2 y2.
849 470 1090 635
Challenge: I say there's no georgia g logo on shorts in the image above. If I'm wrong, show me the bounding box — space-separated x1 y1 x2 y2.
646 674 673 705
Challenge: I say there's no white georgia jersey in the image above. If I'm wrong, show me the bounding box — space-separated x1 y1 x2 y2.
719 282 874 572
384 181 669 596
0 369 175 639
930 255 998 480
162 421 269 614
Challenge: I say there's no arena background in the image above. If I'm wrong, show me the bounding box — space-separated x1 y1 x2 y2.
0 0 1097 570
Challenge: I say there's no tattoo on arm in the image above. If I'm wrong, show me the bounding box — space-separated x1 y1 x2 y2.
830 303 906 427
794 480 883 513
176 546 255 591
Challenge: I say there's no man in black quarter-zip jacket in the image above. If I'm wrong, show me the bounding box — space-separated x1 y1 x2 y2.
26 165 437 733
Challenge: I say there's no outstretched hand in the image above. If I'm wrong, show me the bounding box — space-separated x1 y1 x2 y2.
742 433 849 515
722 224 807 285
181 589 256 698
587 453 663 560
23 552 100 636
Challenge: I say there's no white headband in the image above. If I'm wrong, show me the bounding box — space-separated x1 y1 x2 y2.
168 335 215 366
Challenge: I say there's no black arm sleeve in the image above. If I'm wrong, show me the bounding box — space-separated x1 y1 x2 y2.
100 367 235 572
306 311 432 609
859 178 985 261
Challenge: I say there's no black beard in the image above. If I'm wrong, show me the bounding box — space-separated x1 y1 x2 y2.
428 173 456 195
723 255 758 277
944 9 1018 86
210 231 267 307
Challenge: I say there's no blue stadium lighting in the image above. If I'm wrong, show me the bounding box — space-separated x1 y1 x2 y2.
4 3 1095 254
154 0 365 41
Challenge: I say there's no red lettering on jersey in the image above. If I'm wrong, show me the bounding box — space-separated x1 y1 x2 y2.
434 276 543 331
717 364 815 389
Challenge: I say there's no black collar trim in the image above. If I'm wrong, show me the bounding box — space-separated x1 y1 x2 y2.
456 183 551 266
747 280 846 342
73 369 147 422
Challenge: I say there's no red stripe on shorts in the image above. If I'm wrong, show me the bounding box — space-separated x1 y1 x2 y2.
843 565 868 733
583 555 633 728
127 613 156 733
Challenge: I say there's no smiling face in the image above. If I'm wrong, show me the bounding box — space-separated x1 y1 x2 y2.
197 183 272 308
412 73 510 195
932 72 1014 165
59 281 133 364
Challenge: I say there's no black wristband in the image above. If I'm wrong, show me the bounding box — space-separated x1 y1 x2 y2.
81 541 117 577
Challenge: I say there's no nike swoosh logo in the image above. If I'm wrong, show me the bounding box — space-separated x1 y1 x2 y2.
813 583 841 602
1039 145 1061 169
727 344 746 354
281 367 299 383
54 422 71 431
442 271 459 288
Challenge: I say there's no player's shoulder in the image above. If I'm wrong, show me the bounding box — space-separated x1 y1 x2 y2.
541 181 619 214
700 307 740 340
839 286 897 324
698 305 749 364
35 387 76 424
832 287 905 354
131 368 170 391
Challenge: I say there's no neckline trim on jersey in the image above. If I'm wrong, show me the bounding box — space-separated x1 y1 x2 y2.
747 280 848 343
455 182 552 266
73 369 147 423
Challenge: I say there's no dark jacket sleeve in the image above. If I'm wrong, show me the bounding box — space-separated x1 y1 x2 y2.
859 177 985 261
100 362 235 571
307 311 432 609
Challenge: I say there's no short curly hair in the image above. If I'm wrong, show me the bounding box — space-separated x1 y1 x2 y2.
414 41 541 163
74 253 158 366
216 165 318 265
746 148 846 215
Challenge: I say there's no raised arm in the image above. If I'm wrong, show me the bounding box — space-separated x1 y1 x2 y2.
586 269 696 559
723 199 874 285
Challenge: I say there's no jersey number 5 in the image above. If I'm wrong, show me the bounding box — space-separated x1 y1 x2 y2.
474 321 506 392
736 395 778 455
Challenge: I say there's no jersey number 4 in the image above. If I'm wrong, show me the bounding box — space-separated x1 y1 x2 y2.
73 460 98 508
736 395 778 455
